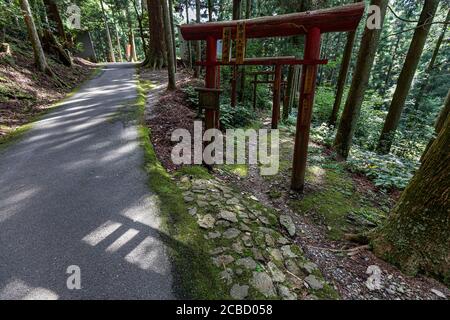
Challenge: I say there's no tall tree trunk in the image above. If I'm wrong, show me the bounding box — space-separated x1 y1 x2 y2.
19 0 52 75
208 0 213 21
161 0 176 90
113 20 123 62
381 27 403 95
132 0 147 59
328 29 357 127
145 0 167 69
194 0 201 77
125 5 138 62
168 0 177 72
426 8 449 73
232 0 241 20
43 0 66 43
371 110 450 285
100 0 116 63
20 0 53 75
238 0 251 102
421 88 450 161
377 0 440 154
184 0 192 69
413 8 450 111
334 0 388 159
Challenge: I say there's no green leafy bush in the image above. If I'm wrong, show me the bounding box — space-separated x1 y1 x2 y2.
346 147 418 190
219 99 256 129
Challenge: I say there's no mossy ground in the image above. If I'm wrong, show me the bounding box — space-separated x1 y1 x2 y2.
136 76 230 299
264 127 388 241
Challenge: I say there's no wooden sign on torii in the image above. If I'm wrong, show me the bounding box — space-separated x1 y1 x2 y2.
180 3 365 192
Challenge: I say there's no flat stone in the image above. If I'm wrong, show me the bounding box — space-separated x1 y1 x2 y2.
236 257 257 270
268 262 285 282
226 197 240 205
188 207 198 216
258 216 270 225
219 269 233 284
277 236 290 245
285 260 302 276
250 272 277 298
300 262 319 274
184 196 195 202
280 215 296 237
219 210 238 223
278 285 297 300
210 247 225 255
198 214 216 229
216 220 231 228
239 223 251 232
238 211 249 219
304 275 324 290
252 248 265 262
242 235 253 247
281 245 298 258
213 255 235 267
196 200 209 208
265 234 275 247
230 284 249 300
232 241 244 254
223 228 241 239
208 231 221 239
269 248 284 262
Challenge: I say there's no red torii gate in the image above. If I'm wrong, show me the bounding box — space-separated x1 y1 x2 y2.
181 3 365 191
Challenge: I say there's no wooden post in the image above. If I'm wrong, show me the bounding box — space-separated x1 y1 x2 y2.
205 36 217 130
231 65 238 108
291 27 321 191
271 64 282 129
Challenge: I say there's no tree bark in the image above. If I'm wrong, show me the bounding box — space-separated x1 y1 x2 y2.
194 0 201 77
132 0 147 59
328 29 356 127
184 0 192 69
19 0 52 75
100 0 116 63
208 0 213 21
413 8 449 111
168 0 177 72
377 0 440 154
145 0 167 69
421 88 450 161
125 4 138 62
161 0 176 90
371 110 450 285
334 0 388 159
43 0 66 43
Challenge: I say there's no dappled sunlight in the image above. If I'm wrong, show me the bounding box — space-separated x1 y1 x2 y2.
0 279 58 300
82 220 122 246
120 194 161 228
0 187 40 223
124 236 161 272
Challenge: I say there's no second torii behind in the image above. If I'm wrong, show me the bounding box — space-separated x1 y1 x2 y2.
180 2 365 192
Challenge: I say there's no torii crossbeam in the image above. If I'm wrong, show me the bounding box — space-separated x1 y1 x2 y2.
180 2 365 192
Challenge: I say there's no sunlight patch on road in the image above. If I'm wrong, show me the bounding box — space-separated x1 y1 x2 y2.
105 228 139 253
124 236 160 271
82 220 122 246
0 278 58 300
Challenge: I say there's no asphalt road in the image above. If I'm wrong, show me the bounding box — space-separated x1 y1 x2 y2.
0 63 174 300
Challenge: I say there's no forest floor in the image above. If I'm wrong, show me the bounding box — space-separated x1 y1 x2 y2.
0 35 97 146
141 68 449 300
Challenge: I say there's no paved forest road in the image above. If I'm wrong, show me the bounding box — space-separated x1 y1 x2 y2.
0 63 174 299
